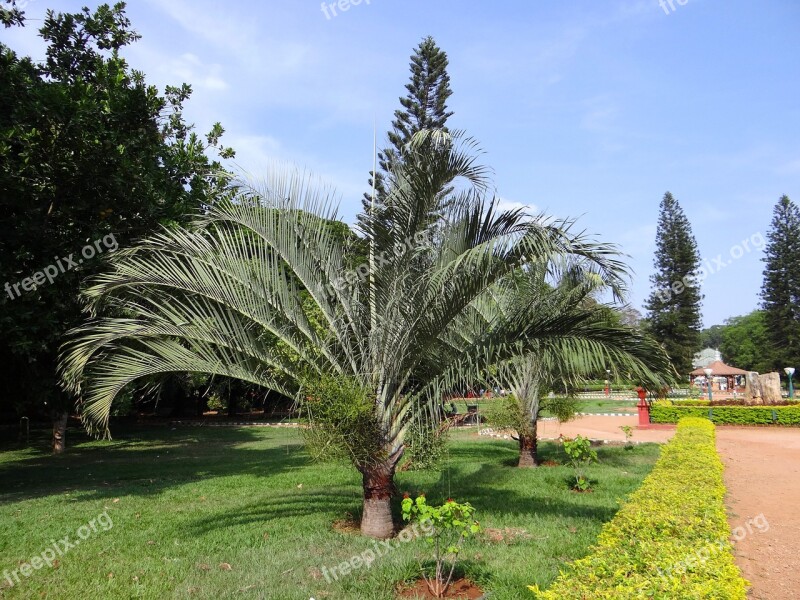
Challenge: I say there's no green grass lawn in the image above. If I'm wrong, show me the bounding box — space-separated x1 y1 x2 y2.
566 399 638 414
0 426 659 599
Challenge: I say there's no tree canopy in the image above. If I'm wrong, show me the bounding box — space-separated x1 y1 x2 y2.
0 2 233 423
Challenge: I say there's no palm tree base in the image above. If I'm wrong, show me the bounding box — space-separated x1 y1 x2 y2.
517 434 538 467
360 460 396 539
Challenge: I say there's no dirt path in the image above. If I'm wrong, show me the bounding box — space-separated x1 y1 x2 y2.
716 428 800 600
536 414 676 443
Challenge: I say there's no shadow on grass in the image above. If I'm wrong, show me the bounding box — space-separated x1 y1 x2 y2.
0 423 311 505
183 438 634 538
1 427 656 539
405 439 653 521
189 488 361 534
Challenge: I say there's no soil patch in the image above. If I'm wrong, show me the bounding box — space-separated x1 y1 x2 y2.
397 577 483 599
331 513 360 535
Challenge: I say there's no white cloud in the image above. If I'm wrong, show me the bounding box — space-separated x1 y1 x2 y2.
166 53 229 92
143 0 314 77
496 197 539 214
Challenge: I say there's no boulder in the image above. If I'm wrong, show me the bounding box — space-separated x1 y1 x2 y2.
745 371 784 405
745 372 763 405
760 372 783 405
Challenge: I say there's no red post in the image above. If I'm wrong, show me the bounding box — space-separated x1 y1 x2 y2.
637 387 650 428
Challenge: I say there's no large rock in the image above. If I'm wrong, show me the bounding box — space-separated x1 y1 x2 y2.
761 372 783 404
745 372 783 405
745 372 763 405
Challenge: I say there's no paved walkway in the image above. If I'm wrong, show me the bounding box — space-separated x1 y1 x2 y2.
543 416 800 599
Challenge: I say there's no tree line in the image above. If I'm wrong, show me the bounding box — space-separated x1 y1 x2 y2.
645 191 799 375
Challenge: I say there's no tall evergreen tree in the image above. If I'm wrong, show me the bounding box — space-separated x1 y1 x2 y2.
361 36 453 220
644 192 703 374
760 195 800 370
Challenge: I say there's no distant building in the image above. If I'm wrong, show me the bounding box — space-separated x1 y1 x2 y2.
693 348 722 369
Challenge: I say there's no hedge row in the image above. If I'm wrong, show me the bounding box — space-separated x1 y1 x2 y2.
668 399 799 407
651 403 800 425
530 418 747 599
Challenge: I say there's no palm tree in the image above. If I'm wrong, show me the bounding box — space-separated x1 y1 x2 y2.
486 266 673 467
60 131 659 538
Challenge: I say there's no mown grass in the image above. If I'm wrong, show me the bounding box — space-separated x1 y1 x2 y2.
565 399 638 414
0 425 659 599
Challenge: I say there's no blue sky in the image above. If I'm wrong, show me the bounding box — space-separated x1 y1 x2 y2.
7 0 800 326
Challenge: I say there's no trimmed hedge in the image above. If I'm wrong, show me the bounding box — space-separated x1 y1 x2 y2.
530 418 748 599
669 399 799 407
651 403 800 426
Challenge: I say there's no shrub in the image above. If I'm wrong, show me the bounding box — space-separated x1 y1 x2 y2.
651 404 800 426
530 418 748 599
402 419 450 471
206 392 225 413
299 374 384 465
484 394 529 432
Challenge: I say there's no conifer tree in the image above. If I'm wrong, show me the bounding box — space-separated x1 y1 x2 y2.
760 195 800 370
362 36 453 219
644 192 703 374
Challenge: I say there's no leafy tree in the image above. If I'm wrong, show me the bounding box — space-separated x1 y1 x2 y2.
616 305 644 329
644 192 703 374
362 36 454 223
718 311 772 373
60 131 669 539
0 0 23 27
760 195 800 371
700 324 726 350
0 2 233 451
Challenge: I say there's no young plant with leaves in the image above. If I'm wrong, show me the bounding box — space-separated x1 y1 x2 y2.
620 425 634 449
562 435 598 491
401 494 480 598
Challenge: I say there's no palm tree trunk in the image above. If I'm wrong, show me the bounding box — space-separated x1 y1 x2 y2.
359 459 396 539
52 412 68 454
517 422 538 468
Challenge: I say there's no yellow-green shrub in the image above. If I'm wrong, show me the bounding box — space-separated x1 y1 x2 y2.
529 418 748 599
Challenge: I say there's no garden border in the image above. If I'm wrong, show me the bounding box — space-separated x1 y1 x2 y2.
529 417 748 599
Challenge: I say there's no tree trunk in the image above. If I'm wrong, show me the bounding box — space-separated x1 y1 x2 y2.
518 423 538 468
52 412 68 454
360 460 396 539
